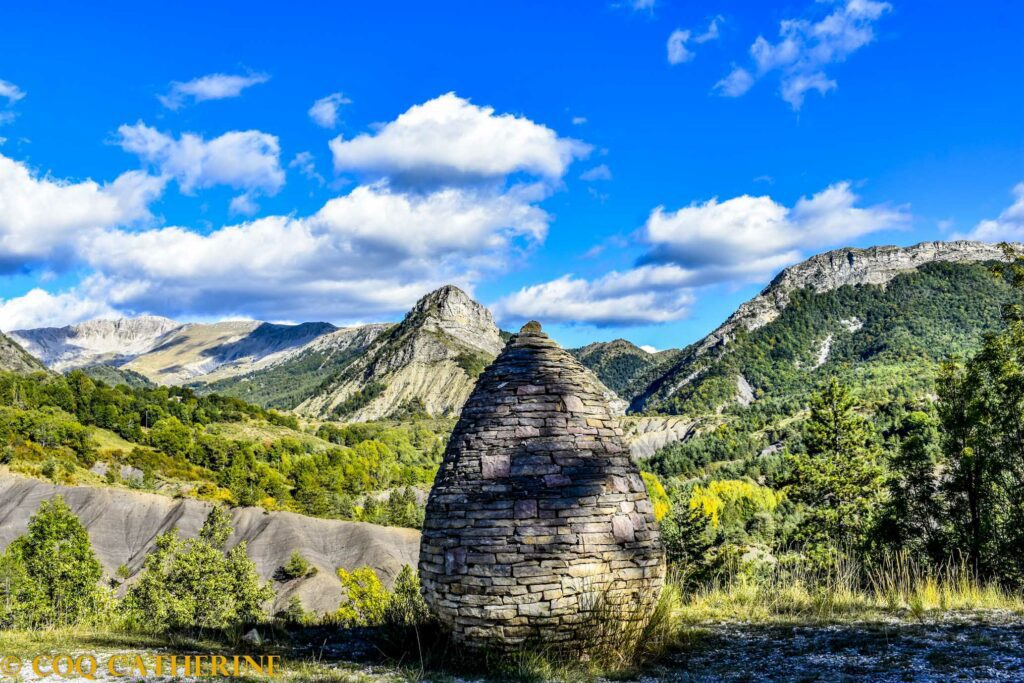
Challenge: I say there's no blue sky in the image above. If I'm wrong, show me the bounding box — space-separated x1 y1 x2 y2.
0 1 1021 350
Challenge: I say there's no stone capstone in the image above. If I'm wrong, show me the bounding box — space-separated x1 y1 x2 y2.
419 322 666 651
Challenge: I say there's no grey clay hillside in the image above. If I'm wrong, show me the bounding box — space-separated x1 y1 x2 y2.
419 321 665 650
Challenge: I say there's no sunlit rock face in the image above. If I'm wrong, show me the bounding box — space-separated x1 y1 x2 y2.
419 322 665 651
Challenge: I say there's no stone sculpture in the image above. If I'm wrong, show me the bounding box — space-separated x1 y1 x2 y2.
419 322 665 651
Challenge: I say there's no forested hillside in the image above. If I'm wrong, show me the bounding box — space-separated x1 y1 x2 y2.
640 260 1015 417
570 339 680 401
0 369 447 529
640 247 1024 594
199 324 391 409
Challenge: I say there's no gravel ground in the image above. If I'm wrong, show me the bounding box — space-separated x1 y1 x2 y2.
8 616 1021 681
653 614 1024 682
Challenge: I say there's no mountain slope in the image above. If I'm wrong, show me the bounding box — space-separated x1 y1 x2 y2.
0 474 418 614
13 316 342 387
124 320 337 385
570 339 681 403
0 331 46 374
634 241 1020 415
11 316 180 371
296 285 504 421
199 323 393 409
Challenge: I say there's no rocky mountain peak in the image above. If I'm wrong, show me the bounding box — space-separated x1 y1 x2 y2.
11 315 183 371
404 285 503 357
694 240 1019 357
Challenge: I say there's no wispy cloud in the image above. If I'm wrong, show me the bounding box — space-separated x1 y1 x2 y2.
717 0 892 109
0 80 25 104
667 17 722 65
158 72 269 110
580 164 612 182
289 151 325 186
715 67 755 96
0 79 25 126
308 92 352 129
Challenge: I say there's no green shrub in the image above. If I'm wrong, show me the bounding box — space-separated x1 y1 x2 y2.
279 551 316 580
123 509 274 632
0 497 103 627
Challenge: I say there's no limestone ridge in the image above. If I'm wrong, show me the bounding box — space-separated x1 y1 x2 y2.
12 316 181 371
124 320 338 385
699 241 1017 355
632 240 1021 410
296 285 505 421
419 322 666 651
11 315 343 386
0 331 46 374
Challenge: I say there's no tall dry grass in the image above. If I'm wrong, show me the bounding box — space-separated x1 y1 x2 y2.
677 549 1023 624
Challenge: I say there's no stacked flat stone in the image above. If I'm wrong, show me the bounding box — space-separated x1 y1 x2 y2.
419 321 666 651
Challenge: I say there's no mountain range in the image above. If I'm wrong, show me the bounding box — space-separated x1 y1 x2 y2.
0 238 1019 615
3 240 1020 426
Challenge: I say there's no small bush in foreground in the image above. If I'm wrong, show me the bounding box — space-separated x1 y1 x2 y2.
0 496 103 628
122 507 275 632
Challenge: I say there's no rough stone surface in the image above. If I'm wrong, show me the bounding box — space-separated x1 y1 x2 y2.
419 322 665 651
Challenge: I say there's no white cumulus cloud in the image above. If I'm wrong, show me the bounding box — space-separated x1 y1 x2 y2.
116 122 285 196
497 182 907 327
641 181 908 282
494 265 696 327
159 72 269 110
954 183 1024 242
5 93 586 327
77 183 549 322
0 154 165 270
309 92 352 129
0 288 117 331
329 92 590 185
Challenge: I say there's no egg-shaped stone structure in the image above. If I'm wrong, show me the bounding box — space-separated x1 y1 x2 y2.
419 321 666 651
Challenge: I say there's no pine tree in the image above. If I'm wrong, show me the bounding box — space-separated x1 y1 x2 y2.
199 505 233 550
787 378 886 559
660 504 714 586
937 245 1024 585
879 410 943 560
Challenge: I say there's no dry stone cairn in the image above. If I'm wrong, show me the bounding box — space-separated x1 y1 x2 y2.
419 322 666 651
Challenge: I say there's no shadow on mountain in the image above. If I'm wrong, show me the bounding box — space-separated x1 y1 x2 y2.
197 322 336 365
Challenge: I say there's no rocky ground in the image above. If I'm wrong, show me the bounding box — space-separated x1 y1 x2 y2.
657 614 1024 682
269 614 1024 682
4 615 1022 681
